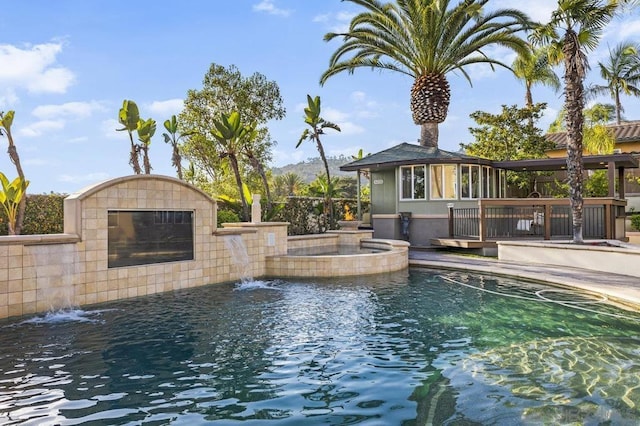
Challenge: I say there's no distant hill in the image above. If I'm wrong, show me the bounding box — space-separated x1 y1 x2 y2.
271 155 356 183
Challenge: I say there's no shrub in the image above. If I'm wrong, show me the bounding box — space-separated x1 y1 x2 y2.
0 193 65 235
217 209 240 227
630 214 640 232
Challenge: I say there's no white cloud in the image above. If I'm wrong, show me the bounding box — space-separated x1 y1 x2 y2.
323 107 349 123
493 0 556 24
23 158 50 166
102 118 125 139
66 136 89 144
252 0 291 17
32 101 106 120
350 91 379 119
335 121 365 135
0 89 19 109
321 11 355 33
18 120 65 137
271 148 306 167
58 172 110 183
611 17 640 41
146 98 184 117
0 42 75 95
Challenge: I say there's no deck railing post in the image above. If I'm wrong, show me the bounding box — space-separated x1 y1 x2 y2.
479 201 486 242
544 203 552 240
447 203 454 238
605 202 612 239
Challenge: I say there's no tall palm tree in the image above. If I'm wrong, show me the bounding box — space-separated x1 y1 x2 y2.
298 95 341 226
297 95 340 195
532 0 619 244
320 0 531 148
512 46 561 108
588 41 640 124
211 111 255 221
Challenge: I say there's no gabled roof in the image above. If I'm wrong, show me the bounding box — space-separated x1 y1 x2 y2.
340 142 492 171
547 120 640 148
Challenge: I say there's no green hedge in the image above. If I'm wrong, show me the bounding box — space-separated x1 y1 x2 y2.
272 197 369 235
0 193 66 235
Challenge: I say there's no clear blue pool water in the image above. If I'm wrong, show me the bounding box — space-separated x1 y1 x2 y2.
2 269 640 425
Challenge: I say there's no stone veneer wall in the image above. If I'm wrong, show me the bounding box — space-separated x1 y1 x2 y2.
0 175 288 320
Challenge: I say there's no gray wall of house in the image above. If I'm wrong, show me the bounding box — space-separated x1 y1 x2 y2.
372 216 449 246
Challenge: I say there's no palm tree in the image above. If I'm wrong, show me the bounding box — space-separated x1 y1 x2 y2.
240 131 273 210
118 100 142 174
163 115 186 180
274 172 305 198
512 46 561 108
298 95 340 187
588 41 640 124
320 0 531 148
298 95 341 226
137 118 156 174
211 111 254 221
532 0 618 244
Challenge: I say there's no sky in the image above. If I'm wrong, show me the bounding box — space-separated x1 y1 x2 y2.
2 0 640 194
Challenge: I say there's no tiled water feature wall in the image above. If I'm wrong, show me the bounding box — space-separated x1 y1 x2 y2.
0 175 408 320
0 176 288 319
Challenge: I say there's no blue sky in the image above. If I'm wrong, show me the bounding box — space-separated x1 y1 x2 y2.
2 0 640 194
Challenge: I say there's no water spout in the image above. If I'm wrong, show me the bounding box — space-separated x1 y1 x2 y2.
29 244 79 311
223 235 252 282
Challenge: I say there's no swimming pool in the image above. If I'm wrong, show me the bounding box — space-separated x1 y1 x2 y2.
1 269 639 424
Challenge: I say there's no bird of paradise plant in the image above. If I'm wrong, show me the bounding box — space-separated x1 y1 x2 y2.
0 172 29 235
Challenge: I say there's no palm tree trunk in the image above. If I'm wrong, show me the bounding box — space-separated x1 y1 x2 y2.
5 129 26 235
229 154 249 221
248 155 272 210
615 89 622 125
128 132 142 174
142 146 152 174
314 134 334 226
172 144 183 180
420 123 439 148
564 30 585 244
525 83 533 109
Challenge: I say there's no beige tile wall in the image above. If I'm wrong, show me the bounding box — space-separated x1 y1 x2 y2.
0 175 289 320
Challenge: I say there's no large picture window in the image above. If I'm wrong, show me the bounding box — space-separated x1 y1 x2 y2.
430 165 457 200
400 165 426 200
108 210 194 268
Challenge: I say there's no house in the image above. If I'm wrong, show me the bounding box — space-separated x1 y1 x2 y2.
340 142 638 248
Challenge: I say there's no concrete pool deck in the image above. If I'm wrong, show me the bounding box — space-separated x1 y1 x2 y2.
409 249 640 310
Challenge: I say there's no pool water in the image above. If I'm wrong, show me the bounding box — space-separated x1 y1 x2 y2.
2 269 640 424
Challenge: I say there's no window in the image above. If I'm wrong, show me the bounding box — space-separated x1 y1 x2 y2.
460 165 480 199
482 166 492 198
498 169 507 197
400 165 426 200
108 210 194 268
430 165 457 200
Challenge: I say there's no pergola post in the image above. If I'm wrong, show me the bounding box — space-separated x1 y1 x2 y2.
608 161 616 198
618 165 625 200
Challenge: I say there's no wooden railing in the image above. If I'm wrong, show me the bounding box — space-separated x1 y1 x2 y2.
449 198 627 241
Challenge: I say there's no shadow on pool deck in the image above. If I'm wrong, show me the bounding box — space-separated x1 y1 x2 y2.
409 249 640 310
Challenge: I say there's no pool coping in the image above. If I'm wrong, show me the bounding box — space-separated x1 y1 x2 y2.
409 250 640 312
